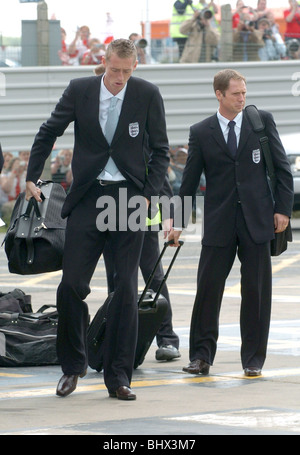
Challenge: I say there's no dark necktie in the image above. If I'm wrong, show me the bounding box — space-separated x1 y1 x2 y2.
227 120 237 158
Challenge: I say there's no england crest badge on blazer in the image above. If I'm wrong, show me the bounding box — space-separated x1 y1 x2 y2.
252 149 261 164
129 122 139 137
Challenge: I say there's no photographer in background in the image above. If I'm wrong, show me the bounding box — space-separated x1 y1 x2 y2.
233 9 264 61
257 17 286 60
179 8 219 63
129 33 147 64
170 1 209 58
51 149 73 192
284 0 300 58
81 38 105 65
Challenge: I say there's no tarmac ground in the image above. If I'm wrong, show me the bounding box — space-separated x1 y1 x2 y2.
0 217 300 438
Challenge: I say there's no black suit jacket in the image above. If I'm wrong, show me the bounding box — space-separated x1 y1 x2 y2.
178 110 294 246
26 75 169 218
0 143 3 173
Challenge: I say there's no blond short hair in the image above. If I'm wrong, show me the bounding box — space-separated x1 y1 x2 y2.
105 39 137 62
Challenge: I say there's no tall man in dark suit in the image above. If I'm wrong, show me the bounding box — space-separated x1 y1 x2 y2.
169 69 293 377
0 143 3 172
103 175 180 361
25 39 169 400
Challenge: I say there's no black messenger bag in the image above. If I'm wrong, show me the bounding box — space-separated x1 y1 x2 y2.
3 181 67 274
245 105 292 256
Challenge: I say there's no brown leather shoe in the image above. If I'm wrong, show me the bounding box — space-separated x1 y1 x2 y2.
182 359 210 375
244 367 262 377
56 370 87 397
109 386 136 401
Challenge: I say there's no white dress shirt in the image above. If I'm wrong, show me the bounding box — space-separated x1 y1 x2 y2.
217 110 243 147
98 75 127 181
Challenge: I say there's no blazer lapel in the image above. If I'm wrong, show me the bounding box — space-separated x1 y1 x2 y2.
210 114 228 151
112 78 140 144
83 75 106 141
237 111 252 156
211 111 253 159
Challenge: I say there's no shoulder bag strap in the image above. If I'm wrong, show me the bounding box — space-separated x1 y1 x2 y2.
245 104 276 195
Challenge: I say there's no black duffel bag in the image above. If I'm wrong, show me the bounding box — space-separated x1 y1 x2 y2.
3 180 66 275
0 304 59 367
0 288 32 313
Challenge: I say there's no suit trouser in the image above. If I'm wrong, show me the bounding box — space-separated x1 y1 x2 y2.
56 180 145 392
104 229 179 349
189 205 272 369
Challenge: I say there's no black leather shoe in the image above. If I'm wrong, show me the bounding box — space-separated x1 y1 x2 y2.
56 370 87 397
182 359 210 375
109 386 136 401
244 367 262 377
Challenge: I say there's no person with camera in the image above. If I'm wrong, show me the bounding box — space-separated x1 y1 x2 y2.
179 8 219 63
257 17 286 60
81 38 105 65
129 33 147 64
233 9 264 61
170 1 209 58
284 0 300 58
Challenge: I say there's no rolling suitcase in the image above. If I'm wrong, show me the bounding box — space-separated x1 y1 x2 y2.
87 239 183 371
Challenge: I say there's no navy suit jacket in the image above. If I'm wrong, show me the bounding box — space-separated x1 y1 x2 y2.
26 75 169 218
178 110 294 246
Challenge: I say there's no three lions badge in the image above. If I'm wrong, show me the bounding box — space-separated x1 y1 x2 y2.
252 149 261 164
129 122 139 138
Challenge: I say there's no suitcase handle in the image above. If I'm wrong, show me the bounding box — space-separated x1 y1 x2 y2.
138 239 184 307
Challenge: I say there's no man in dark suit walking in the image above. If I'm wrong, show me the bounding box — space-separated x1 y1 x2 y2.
169 69 293 377
0 143 3 172
25 39 169 400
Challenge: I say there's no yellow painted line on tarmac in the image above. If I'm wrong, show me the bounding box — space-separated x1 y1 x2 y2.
1 368 300 400
272 253 300 274
224 253 300 296
0 372 32 378
21 271 62 286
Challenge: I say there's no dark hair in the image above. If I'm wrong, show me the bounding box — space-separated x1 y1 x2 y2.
213 69 246 94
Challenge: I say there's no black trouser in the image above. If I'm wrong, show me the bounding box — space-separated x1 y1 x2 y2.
189 205 272 369
56 180 145 392
104 229 179 349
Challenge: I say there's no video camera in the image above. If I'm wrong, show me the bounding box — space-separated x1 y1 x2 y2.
287 39 300 58
262 29 273 40
192 7 213 21
199 8 213 20
135 39 147 49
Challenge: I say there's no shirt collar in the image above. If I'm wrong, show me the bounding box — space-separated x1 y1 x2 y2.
100 74 127 101
217 110 243 130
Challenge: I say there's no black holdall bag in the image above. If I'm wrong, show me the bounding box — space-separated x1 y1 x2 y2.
0 304 59 367
0 288 32 313
3 180 67 274
245 105 292 256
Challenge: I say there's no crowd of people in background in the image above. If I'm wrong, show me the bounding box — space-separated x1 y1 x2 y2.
0 148 73 222
57 0 300 65
0 144 201 224
1 0 299 222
